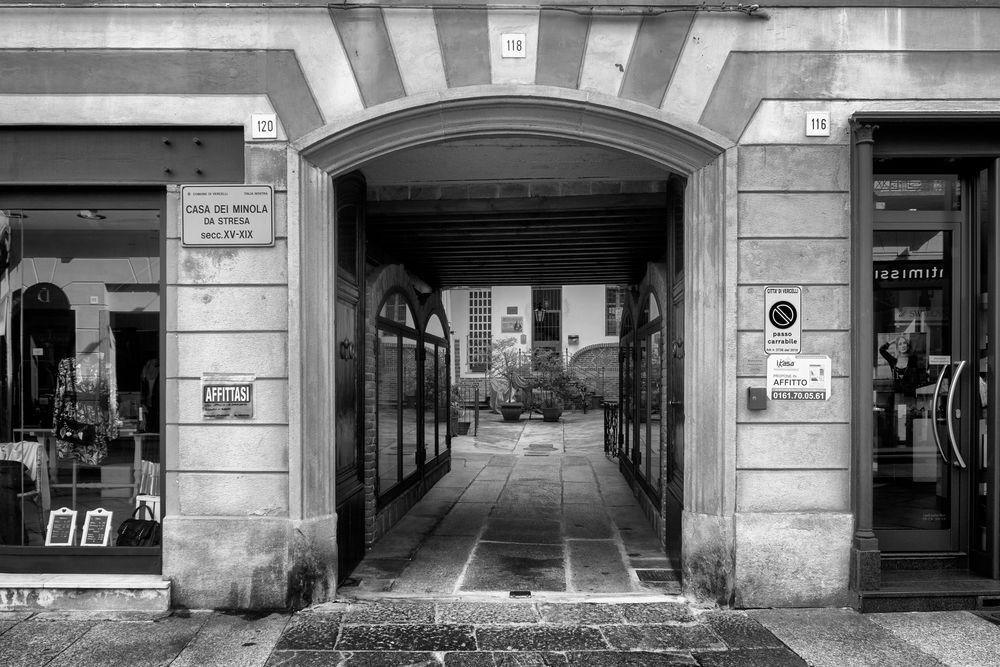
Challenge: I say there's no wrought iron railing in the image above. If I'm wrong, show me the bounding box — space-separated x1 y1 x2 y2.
603 400 619 459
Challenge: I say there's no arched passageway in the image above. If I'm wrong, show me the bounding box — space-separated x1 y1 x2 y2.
297 91 736 602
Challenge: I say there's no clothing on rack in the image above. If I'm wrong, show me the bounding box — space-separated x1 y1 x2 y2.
52 355 119 466
139 358 159 432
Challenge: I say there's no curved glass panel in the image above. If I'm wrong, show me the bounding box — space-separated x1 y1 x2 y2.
649 330 663 494
377 330 401 494
638 337 649 479
648 293 661 321
401 344 419 480
423 342 436 465
425 314 445 339
379 292 416 329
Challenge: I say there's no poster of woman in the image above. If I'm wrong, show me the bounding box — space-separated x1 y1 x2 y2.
876 332 929 397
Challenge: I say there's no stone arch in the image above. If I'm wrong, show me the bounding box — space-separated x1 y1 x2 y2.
296 89 737 603
298 86 732 177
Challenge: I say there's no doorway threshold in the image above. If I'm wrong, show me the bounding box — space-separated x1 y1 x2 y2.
860 568 1000 613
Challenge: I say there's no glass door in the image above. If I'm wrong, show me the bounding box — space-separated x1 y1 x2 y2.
873 226 967 551
872 172 978 554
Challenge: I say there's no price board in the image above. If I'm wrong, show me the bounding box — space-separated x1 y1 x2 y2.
81 508 113 547
45 507 78 546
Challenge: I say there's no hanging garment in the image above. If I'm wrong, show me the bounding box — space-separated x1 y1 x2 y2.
139 358 159 432
52 356 118 466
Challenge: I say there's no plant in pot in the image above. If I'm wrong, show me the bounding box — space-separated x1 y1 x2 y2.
450 387 471 436
539 390 563 422
489 338 530 421
533 350 585 422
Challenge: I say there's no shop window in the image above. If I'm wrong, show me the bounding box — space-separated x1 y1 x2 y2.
0 201 162 567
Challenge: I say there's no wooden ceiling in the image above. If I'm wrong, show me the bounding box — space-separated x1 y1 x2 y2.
367 192 669 288
360 138 673 288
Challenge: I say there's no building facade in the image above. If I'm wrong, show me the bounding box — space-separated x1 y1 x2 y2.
1 0 1000 611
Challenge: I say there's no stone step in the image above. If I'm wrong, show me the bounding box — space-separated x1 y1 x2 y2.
859 589 1000 613
0 574 169 611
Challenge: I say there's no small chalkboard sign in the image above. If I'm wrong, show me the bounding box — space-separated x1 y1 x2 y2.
81 508 113 547
45 507 78 546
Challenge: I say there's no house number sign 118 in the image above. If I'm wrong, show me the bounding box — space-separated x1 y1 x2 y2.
501 33 526 58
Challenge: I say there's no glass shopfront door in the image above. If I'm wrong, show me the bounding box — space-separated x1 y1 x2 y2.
872 170 993 562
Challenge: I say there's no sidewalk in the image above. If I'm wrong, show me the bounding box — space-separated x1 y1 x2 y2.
3 411 1000 665
2 604 1000 665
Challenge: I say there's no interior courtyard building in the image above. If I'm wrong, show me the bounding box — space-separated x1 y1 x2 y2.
2 0 1000 613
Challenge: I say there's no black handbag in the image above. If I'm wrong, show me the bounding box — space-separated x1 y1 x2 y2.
116 505 161 547
55 417 95 448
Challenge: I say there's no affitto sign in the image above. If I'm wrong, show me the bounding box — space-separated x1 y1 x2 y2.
181 185 274 247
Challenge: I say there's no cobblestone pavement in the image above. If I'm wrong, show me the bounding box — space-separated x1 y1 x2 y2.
4 603 1000 665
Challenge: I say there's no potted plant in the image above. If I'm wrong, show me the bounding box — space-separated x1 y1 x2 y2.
533 350 586 422
450 387 471 436
539 390 563 422
489 338 529 421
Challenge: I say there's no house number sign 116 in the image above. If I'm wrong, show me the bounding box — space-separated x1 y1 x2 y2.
805 111 831 137
501 33 526 58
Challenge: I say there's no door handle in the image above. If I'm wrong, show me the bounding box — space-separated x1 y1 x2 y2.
947 360 968 469
931 364 951 465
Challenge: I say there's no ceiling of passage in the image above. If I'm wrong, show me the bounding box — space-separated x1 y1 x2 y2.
361 137 676 288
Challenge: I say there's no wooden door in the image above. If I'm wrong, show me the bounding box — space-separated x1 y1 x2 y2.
334 173 366 582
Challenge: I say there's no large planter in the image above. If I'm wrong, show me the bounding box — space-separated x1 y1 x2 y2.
454 420 471 436
541 406 562 422
500 403 523 422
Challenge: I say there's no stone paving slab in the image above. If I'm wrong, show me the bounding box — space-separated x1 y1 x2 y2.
435 502 494 536
538 603 627 625
692 647 807 666
602 624 725 652
751 607 947 667
391 536 479 595
171 611 290 667
567 540 633 593
0 617 96 667
337 624 478 651
48 612 208 667
482 517 563 545
563 505 614 539
475 625 609 651
461 542 566 592
868 610 1000 667
437 602 541 625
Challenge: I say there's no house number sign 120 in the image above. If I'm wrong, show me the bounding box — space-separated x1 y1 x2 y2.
501 33 526 58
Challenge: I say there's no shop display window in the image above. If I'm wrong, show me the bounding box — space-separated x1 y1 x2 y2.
0 202 161 564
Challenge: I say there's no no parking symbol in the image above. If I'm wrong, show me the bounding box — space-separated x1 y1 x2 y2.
764 286 801 354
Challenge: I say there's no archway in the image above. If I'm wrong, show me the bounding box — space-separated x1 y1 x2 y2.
296 90 737 603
